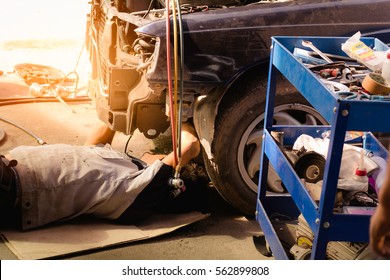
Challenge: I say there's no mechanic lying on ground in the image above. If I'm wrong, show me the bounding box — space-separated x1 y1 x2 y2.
0 122 207 231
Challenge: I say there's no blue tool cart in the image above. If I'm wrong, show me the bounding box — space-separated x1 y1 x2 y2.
256 36 389 260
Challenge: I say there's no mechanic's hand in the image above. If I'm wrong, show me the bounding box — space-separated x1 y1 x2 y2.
370 204 390 258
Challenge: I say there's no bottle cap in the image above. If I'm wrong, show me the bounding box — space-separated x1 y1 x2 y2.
355 149 367 177
355 168 367 177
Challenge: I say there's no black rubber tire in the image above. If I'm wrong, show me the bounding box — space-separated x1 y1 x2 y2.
204 74 327 215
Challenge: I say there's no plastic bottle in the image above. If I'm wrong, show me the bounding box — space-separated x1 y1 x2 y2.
352 150 369 191
382 52 390 85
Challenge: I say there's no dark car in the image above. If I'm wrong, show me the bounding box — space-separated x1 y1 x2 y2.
85 0 390 215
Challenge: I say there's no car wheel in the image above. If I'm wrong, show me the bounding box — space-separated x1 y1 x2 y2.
204 75 327 215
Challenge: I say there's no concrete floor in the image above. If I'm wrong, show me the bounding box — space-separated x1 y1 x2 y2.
0 72 268 260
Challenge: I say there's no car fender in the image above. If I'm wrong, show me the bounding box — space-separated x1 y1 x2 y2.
193 87 224 161
193 61 265 161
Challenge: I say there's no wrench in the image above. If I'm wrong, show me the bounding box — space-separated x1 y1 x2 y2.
302 40 333 63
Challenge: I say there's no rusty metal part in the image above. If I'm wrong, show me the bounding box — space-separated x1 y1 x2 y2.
14 63 66 85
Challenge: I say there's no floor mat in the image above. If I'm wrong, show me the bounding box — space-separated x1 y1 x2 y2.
0 211 208 260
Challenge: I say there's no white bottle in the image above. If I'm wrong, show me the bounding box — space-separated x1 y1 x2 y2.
352 150 368 192
382 52 390 85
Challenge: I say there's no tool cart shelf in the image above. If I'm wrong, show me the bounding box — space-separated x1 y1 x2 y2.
256 36 389 260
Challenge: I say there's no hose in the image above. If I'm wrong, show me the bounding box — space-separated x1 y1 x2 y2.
173 0 185 178
165 0 186 180
0 116 47 145
0 96 91 106
172 0 180 168
176 0 185 165
69 40 85 94
165 0 178 167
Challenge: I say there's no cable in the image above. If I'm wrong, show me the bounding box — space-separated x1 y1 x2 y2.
69 40 86 94
124 134 133 155
0 116 46 145
143 0 156 19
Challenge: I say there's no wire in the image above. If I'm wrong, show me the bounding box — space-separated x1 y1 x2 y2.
143 0 156 19
0 116 46 145
70 40 85 94
124 134 133 155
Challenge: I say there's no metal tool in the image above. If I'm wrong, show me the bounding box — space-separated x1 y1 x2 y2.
322 80 350 93
308 51 356 62
302 40 333 63
54 93 76 113
340 67 357 85
337 91 370 100
319 68 341 79
28 83 76 113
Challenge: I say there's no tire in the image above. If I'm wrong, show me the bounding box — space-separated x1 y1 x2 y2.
204 74 327 215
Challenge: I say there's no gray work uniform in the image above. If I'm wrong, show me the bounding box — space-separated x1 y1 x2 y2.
9 144 164 231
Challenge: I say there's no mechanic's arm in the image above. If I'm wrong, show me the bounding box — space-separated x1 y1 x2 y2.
84 122 116 146
370 153 390 258
162 122 200 168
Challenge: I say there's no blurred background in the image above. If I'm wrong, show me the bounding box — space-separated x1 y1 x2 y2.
0 0 90 78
